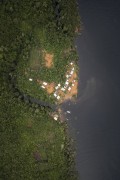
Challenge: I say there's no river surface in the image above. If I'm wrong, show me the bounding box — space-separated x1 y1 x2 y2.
62 0 120 179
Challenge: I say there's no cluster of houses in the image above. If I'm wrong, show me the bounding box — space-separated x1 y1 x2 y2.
53 62 76 100
41 82 48 89
28 62 75 122
29 62 76 101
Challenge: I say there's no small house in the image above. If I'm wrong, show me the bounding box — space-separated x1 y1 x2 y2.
43 82 47 85
68 87 71 91
57 96 60 100
41 85 45 89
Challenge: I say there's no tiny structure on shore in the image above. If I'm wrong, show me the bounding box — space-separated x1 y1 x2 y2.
66 111 71 114
53 114 59 121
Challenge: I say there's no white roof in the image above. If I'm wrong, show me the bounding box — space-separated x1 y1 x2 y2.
65 81 69 85
68 87 71 91
64 84 68 88
66 75 69 78
41 85 45 89
55 86 59 90
72 84 75 86
43 82 47 85
29 78 33 81
58 84 61 87
70 62 73 65
61 88 65 91
54 117 58 121
57 96 60 100
70 71 74 75
54 93 57 97
67 111 71 114
72 67 75 71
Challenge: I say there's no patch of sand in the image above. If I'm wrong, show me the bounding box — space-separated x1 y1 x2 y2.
45 83 55 94
43 50 54 68
59 82 78 103
64 81 78 100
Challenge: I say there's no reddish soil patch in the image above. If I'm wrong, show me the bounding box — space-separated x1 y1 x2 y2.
71 81 78 95
43 50 54 68
45 83 55 94
60 82 78 102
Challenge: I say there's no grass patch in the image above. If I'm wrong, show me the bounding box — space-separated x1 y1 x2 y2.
29 48 42 70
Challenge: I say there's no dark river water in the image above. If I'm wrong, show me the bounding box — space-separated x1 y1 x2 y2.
62 0 120 179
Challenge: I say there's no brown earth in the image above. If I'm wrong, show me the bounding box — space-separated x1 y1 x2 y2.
45 83 55 94
64 81 78 100
42 50 54 68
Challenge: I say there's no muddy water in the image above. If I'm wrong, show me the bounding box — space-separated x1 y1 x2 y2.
62 0 120 179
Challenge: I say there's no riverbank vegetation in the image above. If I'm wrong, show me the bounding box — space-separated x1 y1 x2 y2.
0 0 80 179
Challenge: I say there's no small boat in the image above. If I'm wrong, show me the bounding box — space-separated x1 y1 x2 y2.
66 111 71 114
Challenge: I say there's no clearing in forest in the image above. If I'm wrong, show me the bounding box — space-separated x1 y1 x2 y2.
45 83 55 94
29 48 41 70
42 50 54 68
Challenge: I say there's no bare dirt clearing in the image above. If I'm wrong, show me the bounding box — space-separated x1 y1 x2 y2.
29 49 41 70
43 50 54 68
45 83 55 94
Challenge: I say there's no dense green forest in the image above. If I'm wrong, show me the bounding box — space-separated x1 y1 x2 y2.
0 0 80 179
